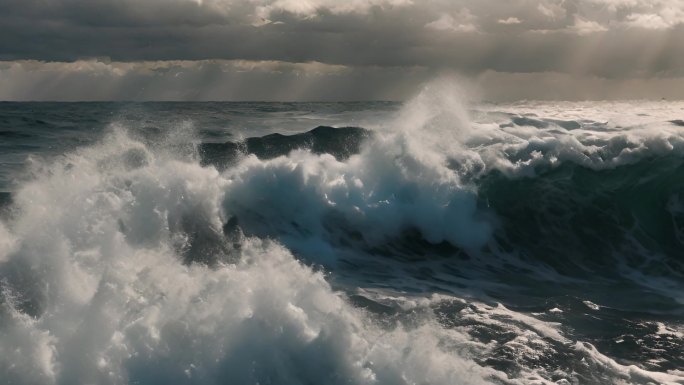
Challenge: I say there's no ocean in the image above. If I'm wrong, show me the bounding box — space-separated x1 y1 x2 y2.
1 85 683 384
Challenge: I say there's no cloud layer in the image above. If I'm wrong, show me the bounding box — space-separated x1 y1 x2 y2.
0 60 430 101
2 0 684 100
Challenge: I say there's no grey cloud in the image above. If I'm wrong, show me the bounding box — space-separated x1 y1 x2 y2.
2 1 684 100
0 60 431 101
2 2 684 68
3 59 684 102
477 70 684 100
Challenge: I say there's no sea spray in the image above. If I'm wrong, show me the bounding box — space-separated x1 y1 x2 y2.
0 125 504 384
222 78 492 262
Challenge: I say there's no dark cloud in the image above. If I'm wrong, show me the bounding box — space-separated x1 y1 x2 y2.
1 0 684 100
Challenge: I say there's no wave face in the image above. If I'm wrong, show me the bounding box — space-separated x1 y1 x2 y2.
199 125 371 168
1 87 684 384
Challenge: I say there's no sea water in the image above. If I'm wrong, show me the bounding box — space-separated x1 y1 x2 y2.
1 83 683 384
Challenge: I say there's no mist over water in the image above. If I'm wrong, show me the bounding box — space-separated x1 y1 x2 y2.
1 81 684 384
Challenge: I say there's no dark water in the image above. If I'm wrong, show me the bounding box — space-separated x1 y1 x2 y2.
0 97 683 385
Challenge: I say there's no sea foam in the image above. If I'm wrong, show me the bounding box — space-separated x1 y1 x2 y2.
0 112 496 384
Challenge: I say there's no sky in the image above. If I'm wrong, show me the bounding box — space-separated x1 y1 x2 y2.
2 0 684 101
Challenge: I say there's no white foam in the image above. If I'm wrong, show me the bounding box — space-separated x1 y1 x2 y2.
574 342 684 385
454 100 684 177
655 322 684 338
0 128 503 384
221 79 492 258
582 300 601 311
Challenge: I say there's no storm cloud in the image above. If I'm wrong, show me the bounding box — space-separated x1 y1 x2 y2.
2 0 684 100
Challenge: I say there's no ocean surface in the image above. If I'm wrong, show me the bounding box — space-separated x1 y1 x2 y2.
1 85 683 384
